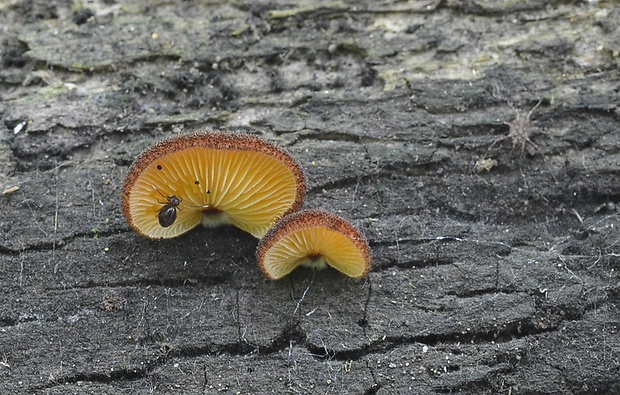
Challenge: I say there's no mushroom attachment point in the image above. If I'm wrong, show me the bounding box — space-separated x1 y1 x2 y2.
121 132 306 239
256 209 371 280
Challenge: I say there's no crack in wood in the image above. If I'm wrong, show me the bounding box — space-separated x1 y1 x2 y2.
37 357 161 389
43 274 233 290
0 228 125 255
297 131 380 144
381 257 454 270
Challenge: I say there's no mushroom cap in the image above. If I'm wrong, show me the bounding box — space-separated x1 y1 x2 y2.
256 209 371 280
121 132 306 239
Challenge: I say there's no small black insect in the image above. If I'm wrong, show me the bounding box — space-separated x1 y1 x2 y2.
157 193 183 227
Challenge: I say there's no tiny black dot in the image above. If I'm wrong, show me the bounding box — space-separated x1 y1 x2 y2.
195 180 200 185
206 189 211 194
156 165 163 170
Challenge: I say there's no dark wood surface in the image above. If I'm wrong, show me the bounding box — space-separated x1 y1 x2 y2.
1 1 619 394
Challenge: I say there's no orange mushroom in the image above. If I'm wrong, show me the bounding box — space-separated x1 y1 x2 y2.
121 132 306 239
256 209 371 280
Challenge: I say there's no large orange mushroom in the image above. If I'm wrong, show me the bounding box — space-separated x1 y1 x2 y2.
256 209 372 280
121 132 306 239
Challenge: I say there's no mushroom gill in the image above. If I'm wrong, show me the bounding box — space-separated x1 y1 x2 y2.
256 209 371 280
121 132 306 239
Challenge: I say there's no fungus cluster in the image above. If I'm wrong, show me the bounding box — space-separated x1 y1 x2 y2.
122 131 371 280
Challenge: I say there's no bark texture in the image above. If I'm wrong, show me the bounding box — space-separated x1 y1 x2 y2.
1 1 619 394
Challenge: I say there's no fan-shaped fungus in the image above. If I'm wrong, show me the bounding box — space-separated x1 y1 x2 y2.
256 209 371 280
121 132 306 239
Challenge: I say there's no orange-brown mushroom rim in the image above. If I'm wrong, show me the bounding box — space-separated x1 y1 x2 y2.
121 132 306 239
256 209 372 280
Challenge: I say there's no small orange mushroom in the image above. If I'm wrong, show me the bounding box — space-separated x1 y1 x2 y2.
256 209 371 280
121 132 306 239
